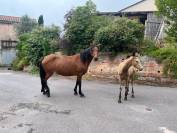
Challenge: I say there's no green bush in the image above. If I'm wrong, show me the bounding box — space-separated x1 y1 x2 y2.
141 39 158 56
27 26 60 66
12 58 21 71
30 65 39 75
150 48 177 62
14 25 60 70
163 56 177 78
12 57 29 71
151 48 177 78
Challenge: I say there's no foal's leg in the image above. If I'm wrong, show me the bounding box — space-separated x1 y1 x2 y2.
74 77 79 95
124 80 129 101
78 76 85 97
131 79 135 98
118 79 122 103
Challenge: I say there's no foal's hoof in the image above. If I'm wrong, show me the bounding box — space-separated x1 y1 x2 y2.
80 94 85 98
118 100 122 103
42 91 46 95
124 97 127 101
131 95 135 98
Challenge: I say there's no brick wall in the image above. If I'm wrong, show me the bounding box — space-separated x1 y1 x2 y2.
87 54 177 86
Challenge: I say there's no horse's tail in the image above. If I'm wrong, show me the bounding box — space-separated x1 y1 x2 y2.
39 62 46 87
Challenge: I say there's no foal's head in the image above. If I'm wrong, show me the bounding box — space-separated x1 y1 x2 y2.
131 53 143 71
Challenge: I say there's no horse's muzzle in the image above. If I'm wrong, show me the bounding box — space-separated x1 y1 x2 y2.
94 57 98 61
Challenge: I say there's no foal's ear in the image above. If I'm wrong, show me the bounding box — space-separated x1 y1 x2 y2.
126 55 130 59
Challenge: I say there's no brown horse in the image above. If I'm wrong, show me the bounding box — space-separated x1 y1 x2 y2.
39 46 99 97
116 53 143 103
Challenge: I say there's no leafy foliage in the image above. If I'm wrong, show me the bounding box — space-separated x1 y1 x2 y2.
12 25 60 70
27 25 60 66
155 0 177 43
15 15 37 36
64 0 99 53
140 39 158 55
150 47 177 78
94 17 144 53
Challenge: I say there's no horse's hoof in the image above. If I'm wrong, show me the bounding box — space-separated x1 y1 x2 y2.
80 94 85 98
74 92 78 96
118 100 122 103
131 95 135 98
124 97 127 101
46 92 50 97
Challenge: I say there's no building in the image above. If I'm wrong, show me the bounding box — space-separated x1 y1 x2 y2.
99 0 165 43
0 15 20 66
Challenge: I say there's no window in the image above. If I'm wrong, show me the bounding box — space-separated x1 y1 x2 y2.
1 40 17 49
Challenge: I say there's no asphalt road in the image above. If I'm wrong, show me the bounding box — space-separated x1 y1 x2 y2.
0 70 177 133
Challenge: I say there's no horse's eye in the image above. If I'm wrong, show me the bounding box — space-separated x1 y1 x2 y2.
136 61 138 63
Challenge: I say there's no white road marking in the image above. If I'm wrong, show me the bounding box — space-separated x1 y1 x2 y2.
128 104 153 113
0 73 13 75
159 127 176 133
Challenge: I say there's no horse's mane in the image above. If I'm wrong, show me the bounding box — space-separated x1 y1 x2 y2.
80 47 93 63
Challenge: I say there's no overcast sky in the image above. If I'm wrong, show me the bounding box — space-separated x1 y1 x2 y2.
0 0 140 27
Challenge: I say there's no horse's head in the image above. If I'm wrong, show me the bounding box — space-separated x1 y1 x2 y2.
91 46 99 61
131 53 143 71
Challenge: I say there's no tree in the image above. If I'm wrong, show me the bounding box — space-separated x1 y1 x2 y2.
15 15 37 36
64 0 97 53
155 0 177 42
94 17 144 53
38 15 44 26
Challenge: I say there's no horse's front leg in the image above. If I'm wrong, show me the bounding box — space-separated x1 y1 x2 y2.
78 76 85 97
74 78 79 96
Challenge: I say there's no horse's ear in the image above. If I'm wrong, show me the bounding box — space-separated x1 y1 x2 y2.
132 52 136 56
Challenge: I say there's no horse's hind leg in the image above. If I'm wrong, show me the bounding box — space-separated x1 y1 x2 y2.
78 76 85 97
44 72 53 97
39 63 46 93
74 77 79 95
